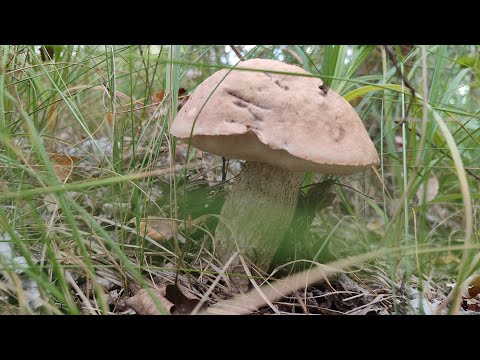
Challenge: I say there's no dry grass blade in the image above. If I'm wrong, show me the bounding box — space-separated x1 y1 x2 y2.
65 271 96 315
239 255 280 314
190 251 239 315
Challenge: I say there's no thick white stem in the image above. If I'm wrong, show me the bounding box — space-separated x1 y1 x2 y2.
214 161 303 291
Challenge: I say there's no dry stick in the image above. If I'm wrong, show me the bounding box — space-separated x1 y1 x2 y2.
384 45 416 123
222 157 228 181
294 291 309 314
229 45 245 61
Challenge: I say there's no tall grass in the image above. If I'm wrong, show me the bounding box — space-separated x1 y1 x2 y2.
0 45 478 314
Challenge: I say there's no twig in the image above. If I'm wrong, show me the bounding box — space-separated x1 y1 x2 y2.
230 45 244 61
222 157 228 181
384 45 416 124
294 291 309 314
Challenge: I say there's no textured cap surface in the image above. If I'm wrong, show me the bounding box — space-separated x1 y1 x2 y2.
171 58 379 174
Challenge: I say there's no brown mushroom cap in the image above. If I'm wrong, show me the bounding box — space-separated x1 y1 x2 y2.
171 58 379 175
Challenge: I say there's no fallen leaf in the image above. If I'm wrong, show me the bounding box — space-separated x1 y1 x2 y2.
152 88 188 105
125 287 173 315
124 284 204 315
462 275 480 299
466 301 480 312
134 217 178 242
165 284 206 315
416 173 439 204
152 90 165 104
49 153 82 182
147 88 189 119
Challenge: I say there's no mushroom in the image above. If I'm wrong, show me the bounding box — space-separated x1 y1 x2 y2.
170 58 379 291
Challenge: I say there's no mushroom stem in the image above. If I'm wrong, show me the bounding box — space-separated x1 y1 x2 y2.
215 161 304 291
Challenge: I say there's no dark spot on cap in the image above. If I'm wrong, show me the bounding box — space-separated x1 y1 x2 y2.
233 100 248 108
329 125 345 142
319 83 329 95
275 80 289 91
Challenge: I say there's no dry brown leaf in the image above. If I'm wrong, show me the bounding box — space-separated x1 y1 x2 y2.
416 173 439 204
462 275 480 299
125 284 203 315
152 88 187 104
465 299 480 312
49 154 81 182
135 217 178 242
164 284 206 315
152 91 166 104
125 287 173 315
147 88 189 119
